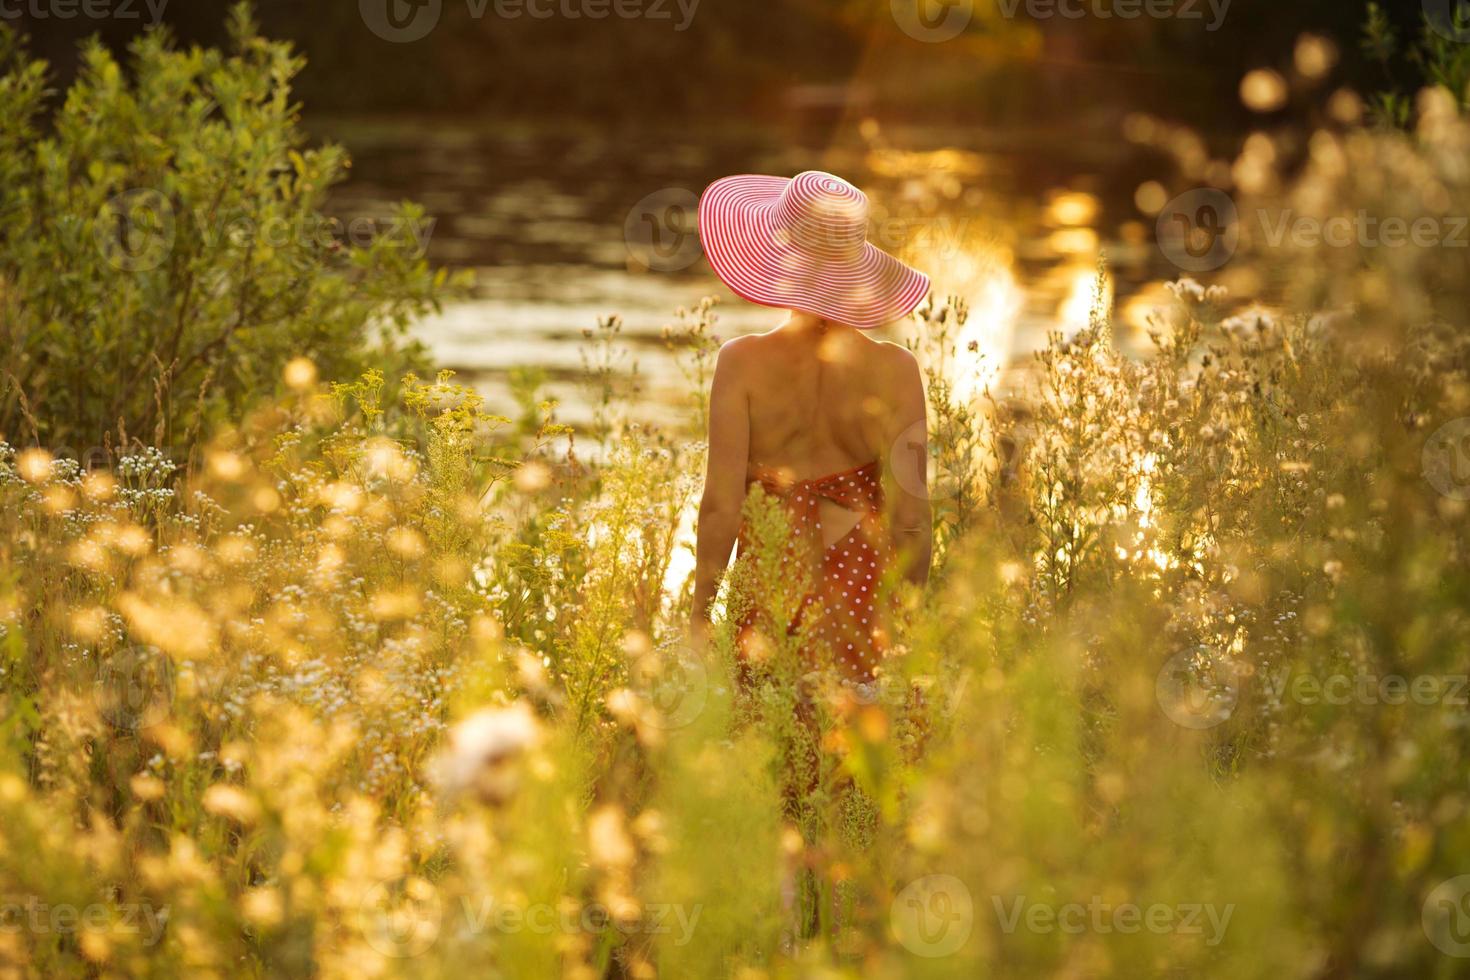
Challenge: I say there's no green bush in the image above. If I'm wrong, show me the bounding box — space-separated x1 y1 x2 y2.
0 5 466 460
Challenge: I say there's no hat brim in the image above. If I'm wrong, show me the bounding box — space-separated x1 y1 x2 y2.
698 175 931 331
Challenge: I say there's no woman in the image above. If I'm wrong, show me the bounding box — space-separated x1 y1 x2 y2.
689 171 933 681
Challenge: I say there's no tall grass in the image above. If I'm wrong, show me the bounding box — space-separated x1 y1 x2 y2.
3 85 1470 980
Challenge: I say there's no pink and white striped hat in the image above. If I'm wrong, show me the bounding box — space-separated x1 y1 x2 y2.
698 171 930 330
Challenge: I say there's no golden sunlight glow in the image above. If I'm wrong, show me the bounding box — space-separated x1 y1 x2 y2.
952 260 1021 404
1058 264 1111 335
661 497 698 611
1134 181 1168 215
1294 34 1337 80
864 147 989 180
1047 191 1100 228
1047 227 1100 256
1119 281 1178 341
1241 69 1288 113
919 240 1022 404
283 357 318 390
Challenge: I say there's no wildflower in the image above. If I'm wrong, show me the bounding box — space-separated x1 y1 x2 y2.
130 773 166 801
432 703 542 806
283 357 318 390
588 805 636 870
1168 278 1207 304
514 461 553 493
80 470 116 501
242 887 284 927
385 526 426 560
202 784 260 824
15 448 53 483
630 809 669 854
1222 309 1277 339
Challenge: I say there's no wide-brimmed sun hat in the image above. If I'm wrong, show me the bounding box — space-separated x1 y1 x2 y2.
698 170 930 330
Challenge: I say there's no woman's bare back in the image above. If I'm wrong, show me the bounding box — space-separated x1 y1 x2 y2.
689 312 931 631
735 317 921 485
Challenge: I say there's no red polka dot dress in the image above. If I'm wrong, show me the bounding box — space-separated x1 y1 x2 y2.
738 461 890 680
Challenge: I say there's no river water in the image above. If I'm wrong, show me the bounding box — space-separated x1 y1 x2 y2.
317 117 1181 431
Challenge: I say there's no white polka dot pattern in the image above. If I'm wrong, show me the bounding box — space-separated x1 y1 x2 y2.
738 461 891 679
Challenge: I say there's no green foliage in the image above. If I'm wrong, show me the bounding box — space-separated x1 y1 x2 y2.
0 6 469 456
5 13 1470 976
1362 2 1470 126
905 295 996 566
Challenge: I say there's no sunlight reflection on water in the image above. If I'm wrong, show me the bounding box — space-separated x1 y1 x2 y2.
323 121 1178 433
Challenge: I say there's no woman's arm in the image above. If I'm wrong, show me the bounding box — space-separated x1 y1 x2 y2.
886 350 932 588
690 340 751 628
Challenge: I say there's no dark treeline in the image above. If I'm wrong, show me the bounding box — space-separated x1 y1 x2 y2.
6 0 1436 131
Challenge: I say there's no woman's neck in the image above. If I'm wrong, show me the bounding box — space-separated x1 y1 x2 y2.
783 311 849 335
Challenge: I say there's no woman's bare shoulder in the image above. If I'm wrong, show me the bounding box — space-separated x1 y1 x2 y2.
715 332 762 362
710 333 766 387
863 337 920 373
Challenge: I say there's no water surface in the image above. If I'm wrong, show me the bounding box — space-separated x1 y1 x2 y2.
317 118 1178 429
